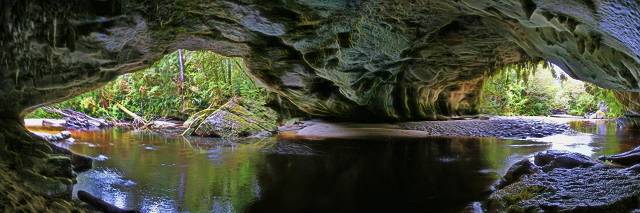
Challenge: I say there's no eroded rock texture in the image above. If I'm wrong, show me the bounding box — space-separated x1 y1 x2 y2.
2 0 640 121
489 151 640 212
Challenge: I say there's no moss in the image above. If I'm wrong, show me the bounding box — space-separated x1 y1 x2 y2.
188 98 277 138
0 119 82 212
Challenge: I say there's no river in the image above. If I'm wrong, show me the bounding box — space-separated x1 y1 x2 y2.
28 120 640 212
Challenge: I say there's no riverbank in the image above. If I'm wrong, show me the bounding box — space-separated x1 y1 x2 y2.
278 116 596 141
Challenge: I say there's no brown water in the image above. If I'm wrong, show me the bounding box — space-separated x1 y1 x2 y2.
29 120 640 212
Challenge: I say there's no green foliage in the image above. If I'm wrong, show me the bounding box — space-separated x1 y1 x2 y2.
28 51 268 121
479 65 556 116
479 64 625 117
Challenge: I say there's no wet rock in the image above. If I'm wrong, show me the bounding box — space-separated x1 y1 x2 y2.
94 154 109 161
488 166 640 212
189 98 276 138
534 150 599 171
600 146 640 166
49 143 93 173
489 149 640 212
621 164 640 173
493 159 539 190
143 146 157 151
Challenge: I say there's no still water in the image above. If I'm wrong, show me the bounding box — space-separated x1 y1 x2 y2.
30 120 640 212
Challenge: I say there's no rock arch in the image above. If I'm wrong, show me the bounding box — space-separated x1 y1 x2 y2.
1 0 640 210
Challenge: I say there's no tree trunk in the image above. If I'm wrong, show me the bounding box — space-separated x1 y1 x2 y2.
226 58 232 85
116 104 147 127
177 49 185 96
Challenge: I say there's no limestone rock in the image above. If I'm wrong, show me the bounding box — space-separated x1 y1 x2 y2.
493 158 540 190
190 98 276 138
601 146 640 166
489 166 640 212
489 150 640 212
534 150 600 171
3 0 640 121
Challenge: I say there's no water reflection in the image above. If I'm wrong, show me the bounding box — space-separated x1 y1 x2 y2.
247 137 547 212
26 120 640 212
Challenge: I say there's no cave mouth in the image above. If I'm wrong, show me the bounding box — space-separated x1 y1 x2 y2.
478 62 624 119
25 50 266 123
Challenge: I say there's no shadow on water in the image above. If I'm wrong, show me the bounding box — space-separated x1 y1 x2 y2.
246 137 547 213
27 120 640 212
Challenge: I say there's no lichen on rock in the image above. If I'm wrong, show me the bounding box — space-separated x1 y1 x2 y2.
186 98 277 138
489 150 640 212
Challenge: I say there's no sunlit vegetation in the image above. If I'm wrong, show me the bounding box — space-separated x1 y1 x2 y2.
28 51 267 120
479 64 625 117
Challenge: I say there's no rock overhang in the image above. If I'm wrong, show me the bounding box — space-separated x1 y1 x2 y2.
1 0 640 121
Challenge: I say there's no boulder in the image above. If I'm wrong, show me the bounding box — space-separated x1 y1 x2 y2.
189 98 276 138
34 131 93 173
534 150 599 171
600 146 640 166
488 167 640 212
493 159 539 190
489 150 640 212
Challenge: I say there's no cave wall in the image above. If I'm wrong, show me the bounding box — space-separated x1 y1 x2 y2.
2 0 640 121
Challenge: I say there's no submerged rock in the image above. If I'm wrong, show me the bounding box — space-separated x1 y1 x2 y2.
534 150 600 171
493 159 540 190
187 98 277 138
601 146 640 166
489 150 640 212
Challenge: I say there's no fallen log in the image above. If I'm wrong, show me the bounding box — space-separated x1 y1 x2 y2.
43 107 111 130
78 190 139 213
116 104 147 128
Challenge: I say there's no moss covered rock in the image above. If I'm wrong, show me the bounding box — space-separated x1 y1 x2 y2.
188 98 277 138
489 151 640 212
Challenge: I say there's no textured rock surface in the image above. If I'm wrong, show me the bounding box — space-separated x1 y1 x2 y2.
400 116 571 138
0 120 81 212
489 167 640 212
489 151 640 212
190 98 277 138
601 146 640 166
2 0 640 121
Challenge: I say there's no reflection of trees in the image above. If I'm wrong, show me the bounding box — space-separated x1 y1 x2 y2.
72 130 264 212
247 137 537 212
